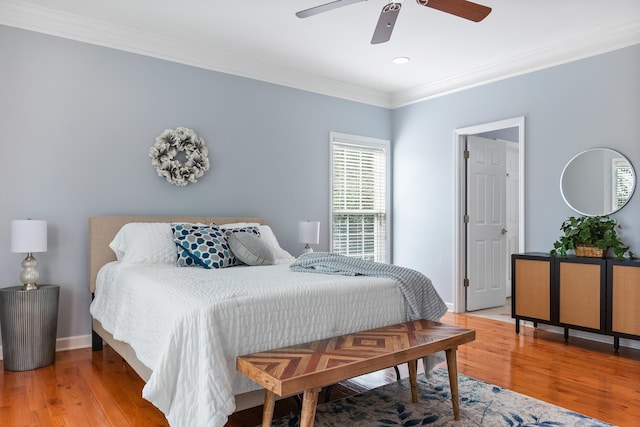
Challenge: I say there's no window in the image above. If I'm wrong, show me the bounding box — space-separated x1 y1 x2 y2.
330 132 390 263
612 158 634 209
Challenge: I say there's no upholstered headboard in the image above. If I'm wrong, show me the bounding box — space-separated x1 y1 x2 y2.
88 216 265 293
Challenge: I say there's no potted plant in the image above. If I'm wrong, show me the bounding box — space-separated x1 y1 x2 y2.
550 215 634 260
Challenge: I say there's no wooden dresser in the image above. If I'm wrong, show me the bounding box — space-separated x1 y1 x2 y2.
512 253 640 349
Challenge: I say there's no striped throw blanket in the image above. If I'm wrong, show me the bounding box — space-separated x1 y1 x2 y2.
290 252 448 322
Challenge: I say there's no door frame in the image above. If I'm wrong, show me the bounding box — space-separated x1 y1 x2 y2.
453 116 526 313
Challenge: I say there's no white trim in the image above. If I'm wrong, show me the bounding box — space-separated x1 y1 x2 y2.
329 132 392 263
0 334 92 360
453 117 525 313
1 1 638 109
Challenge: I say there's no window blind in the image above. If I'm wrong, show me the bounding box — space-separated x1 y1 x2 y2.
614 161 633 209
331 140 388 262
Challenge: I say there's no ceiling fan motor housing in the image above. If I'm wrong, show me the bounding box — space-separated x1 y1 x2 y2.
384 3 401 13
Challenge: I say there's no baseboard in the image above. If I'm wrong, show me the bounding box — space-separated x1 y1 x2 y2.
1 326 638 362
0 334 92 360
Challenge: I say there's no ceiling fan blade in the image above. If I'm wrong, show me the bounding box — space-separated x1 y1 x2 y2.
296 0 367 18
417 0 491 22
371 3 401 44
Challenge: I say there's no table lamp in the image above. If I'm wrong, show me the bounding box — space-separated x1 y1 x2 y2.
298 220 320 254
11 219 48 290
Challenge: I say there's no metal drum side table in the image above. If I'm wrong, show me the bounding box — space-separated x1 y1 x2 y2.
0 284 59 371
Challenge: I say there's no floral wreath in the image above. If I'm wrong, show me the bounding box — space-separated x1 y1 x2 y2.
149 127 210 187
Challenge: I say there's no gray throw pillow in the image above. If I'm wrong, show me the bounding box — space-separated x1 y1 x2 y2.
228 232 276 266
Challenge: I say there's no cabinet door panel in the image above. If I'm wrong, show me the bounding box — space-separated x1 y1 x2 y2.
514 259 550 321
611 265 640 336
559 263 601 330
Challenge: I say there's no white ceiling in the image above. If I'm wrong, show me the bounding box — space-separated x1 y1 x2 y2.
1 0 639 108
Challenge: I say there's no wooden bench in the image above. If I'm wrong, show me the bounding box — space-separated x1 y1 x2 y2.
236 319 476 427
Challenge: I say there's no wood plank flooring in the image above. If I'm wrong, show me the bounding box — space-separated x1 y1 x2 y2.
1 312 638 426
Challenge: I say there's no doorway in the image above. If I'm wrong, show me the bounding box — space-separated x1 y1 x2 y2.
453 117 525 313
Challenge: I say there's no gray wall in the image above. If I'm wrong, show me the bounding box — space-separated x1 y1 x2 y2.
392 44 640 303
0 25 391 342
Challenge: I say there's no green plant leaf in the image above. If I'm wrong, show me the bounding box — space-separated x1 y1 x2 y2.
550 215 633 259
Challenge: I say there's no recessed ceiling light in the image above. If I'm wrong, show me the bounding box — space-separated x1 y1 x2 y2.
392 56 410 64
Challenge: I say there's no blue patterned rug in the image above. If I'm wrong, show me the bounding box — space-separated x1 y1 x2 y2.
270 367 611 426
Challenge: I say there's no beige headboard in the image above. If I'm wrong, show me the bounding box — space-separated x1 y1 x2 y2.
89 216 265 293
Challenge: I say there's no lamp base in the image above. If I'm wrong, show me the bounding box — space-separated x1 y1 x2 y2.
20 253 39 290
302 244 314 254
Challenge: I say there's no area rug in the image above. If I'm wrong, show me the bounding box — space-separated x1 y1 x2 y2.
270 367 611 426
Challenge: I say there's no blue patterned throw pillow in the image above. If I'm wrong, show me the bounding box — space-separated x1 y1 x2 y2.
172 223 233 269
222 225 261 238
172 223 260 268
176 246 208 267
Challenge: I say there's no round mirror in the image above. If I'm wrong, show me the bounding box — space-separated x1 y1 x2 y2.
560 148 636 216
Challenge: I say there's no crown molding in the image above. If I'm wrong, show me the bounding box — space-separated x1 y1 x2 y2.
0 0 392 108
1 1 638 110
392 22 640 108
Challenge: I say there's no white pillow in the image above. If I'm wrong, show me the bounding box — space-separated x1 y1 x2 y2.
227 232 275 266
258 225 295 261
109 222 177 264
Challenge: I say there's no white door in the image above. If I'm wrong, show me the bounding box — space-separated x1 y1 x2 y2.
466 136 507 311
505 141 519 298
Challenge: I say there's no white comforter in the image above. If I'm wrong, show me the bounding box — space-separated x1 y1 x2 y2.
90 261 409 427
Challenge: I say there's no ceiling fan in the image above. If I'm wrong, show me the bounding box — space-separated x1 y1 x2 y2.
296 0 492 44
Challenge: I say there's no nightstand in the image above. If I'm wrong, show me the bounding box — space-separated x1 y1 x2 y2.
0 284 59 371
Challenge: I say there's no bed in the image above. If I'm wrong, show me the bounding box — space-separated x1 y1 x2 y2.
88 215 446 427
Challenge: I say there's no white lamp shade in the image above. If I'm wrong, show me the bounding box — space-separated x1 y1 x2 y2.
298 221 320 244
11 220 48 253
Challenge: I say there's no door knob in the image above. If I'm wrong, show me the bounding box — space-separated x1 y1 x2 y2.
501 228 508 234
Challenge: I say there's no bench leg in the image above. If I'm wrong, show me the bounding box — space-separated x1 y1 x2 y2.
300 387 322 427
408 359 418 403
445 347 461 420
262 390 276 427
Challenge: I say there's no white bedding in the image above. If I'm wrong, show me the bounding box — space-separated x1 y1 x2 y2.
90 261 408 427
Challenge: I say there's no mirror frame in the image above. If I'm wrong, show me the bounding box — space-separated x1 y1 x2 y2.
560 148 636 216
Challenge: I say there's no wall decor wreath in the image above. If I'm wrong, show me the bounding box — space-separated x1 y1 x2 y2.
149 127 210 187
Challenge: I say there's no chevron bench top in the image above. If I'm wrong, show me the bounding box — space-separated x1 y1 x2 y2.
237 319 476 427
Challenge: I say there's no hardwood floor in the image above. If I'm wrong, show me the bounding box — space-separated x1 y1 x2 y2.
1 313 638 426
